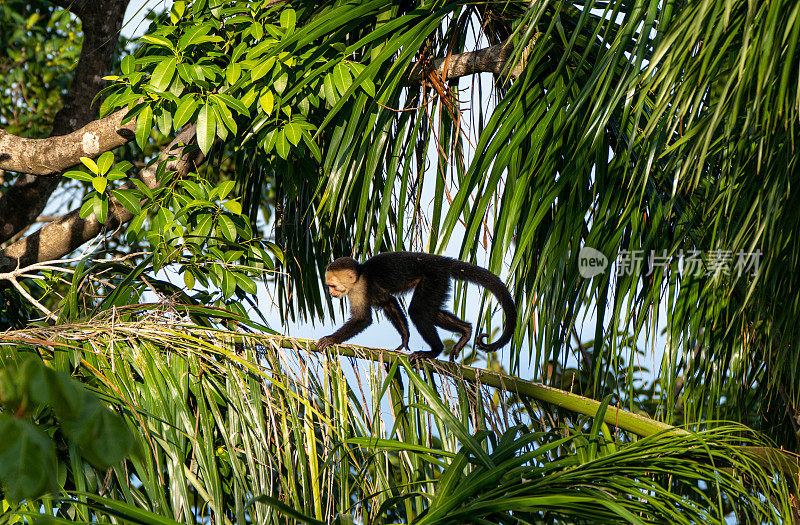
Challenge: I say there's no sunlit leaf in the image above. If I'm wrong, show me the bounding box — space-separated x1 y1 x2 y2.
197 103 216 155
92 176 108 194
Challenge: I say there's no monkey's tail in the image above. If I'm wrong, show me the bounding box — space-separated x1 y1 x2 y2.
450 261 517 352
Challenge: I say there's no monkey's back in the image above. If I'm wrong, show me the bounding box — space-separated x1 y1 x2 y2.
360 252 456 295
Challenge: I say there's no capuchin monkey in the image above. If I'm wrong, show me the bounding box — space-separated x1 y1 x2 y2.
317 252 516 362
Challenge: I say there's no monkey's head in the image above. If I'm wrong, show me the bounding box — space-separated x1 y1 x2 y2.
325 257 359 298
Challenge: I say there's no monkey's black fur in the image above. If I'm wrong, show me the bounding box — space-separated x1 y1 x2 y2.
319 252 516 362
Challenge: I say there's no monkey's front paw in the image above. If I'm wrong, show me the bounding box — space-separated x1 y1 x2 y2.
317 336 335 350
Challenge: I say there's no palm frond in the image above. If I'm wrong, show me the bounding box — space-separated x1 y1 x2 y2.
1 320 795 523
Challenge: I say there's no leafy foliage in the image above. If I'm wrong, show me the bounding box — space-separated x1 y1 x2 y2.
0 323 794 523
101 0 798 449
2 0 800 521
0 354 134 502
0 1 81 136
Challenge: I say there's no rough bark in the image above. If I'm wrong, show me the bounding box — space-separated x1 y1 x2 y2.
0 0 130 244
0 110 135 176
404 40 522 85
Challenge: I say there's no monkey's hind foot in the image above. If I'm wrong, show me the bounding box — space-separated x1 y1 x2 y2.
317 336 336 351
408 349 441 363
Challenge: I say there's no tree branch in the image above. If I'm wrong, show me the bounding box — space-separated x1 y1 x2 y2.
0 109 135 176
0 124 199 273
404 40 523 85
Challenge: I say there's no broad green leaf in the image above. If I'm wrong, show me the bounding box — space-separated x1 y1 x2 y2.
215 93 250 115
79 196 96 218
226 62 241 84
218 215 237 242
80 156 99 174
184 269 196 290
260 89 274 114
135 104 153 148
234 273 257 295
332 63 352 95
221 269 235 299
174 96 199 129
128 209 146 235
111 189 142 214
196 103 216 155
223 200 242 214
170 1 186 23
212 101 237 134
176 62 194 82
60 397 135 468
106 169 127 181
216 180 236 199
240 87 257 108
251 58 275 81
96 151 114 175
92 176 108 194
150 56 177 92
284 122 302 146
274 72 288 94
195 213 213 238
360 78 376 97
280 8 296 30
183 180 206 199
0 416 56 501
323 74 337 103
131 178 154 200
301 132 322 162
191 64 206 81
156 108 173 134
121 55 135 75
140 34 173 50
275 129 289 159
346 61 364 75
93 195 108 223
249 21 264 40
23 357 84 418
298 96 309 115
114 160 133 173
64 170 93 182
177 24 211 51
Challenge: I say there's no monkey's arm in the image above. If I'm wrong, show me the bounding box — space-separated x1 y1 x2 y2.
379 297 410 351
318 308 372 350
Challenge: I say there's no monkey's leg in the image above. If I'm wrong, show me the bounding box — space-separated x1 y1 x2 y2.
380 297 410 351
318 308 373 350
433 310 472 362
408 277 449 361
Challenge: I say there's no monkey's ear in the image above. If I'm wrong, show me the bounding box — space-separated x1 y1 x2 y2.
341 269 358 285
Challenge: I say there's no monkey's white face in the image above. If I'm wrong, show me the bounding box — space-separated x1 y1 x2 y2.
326 269 358 298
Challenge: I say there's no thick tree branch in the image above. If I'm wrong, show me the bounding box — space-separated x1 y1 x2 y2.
404 40 523 85
0 0 129 244
0 109 135 177
0 125 199 274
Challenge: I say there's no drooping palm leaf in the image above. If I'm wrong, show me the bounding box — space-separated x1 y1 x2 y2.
263 0 800 446
1 321 795 523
